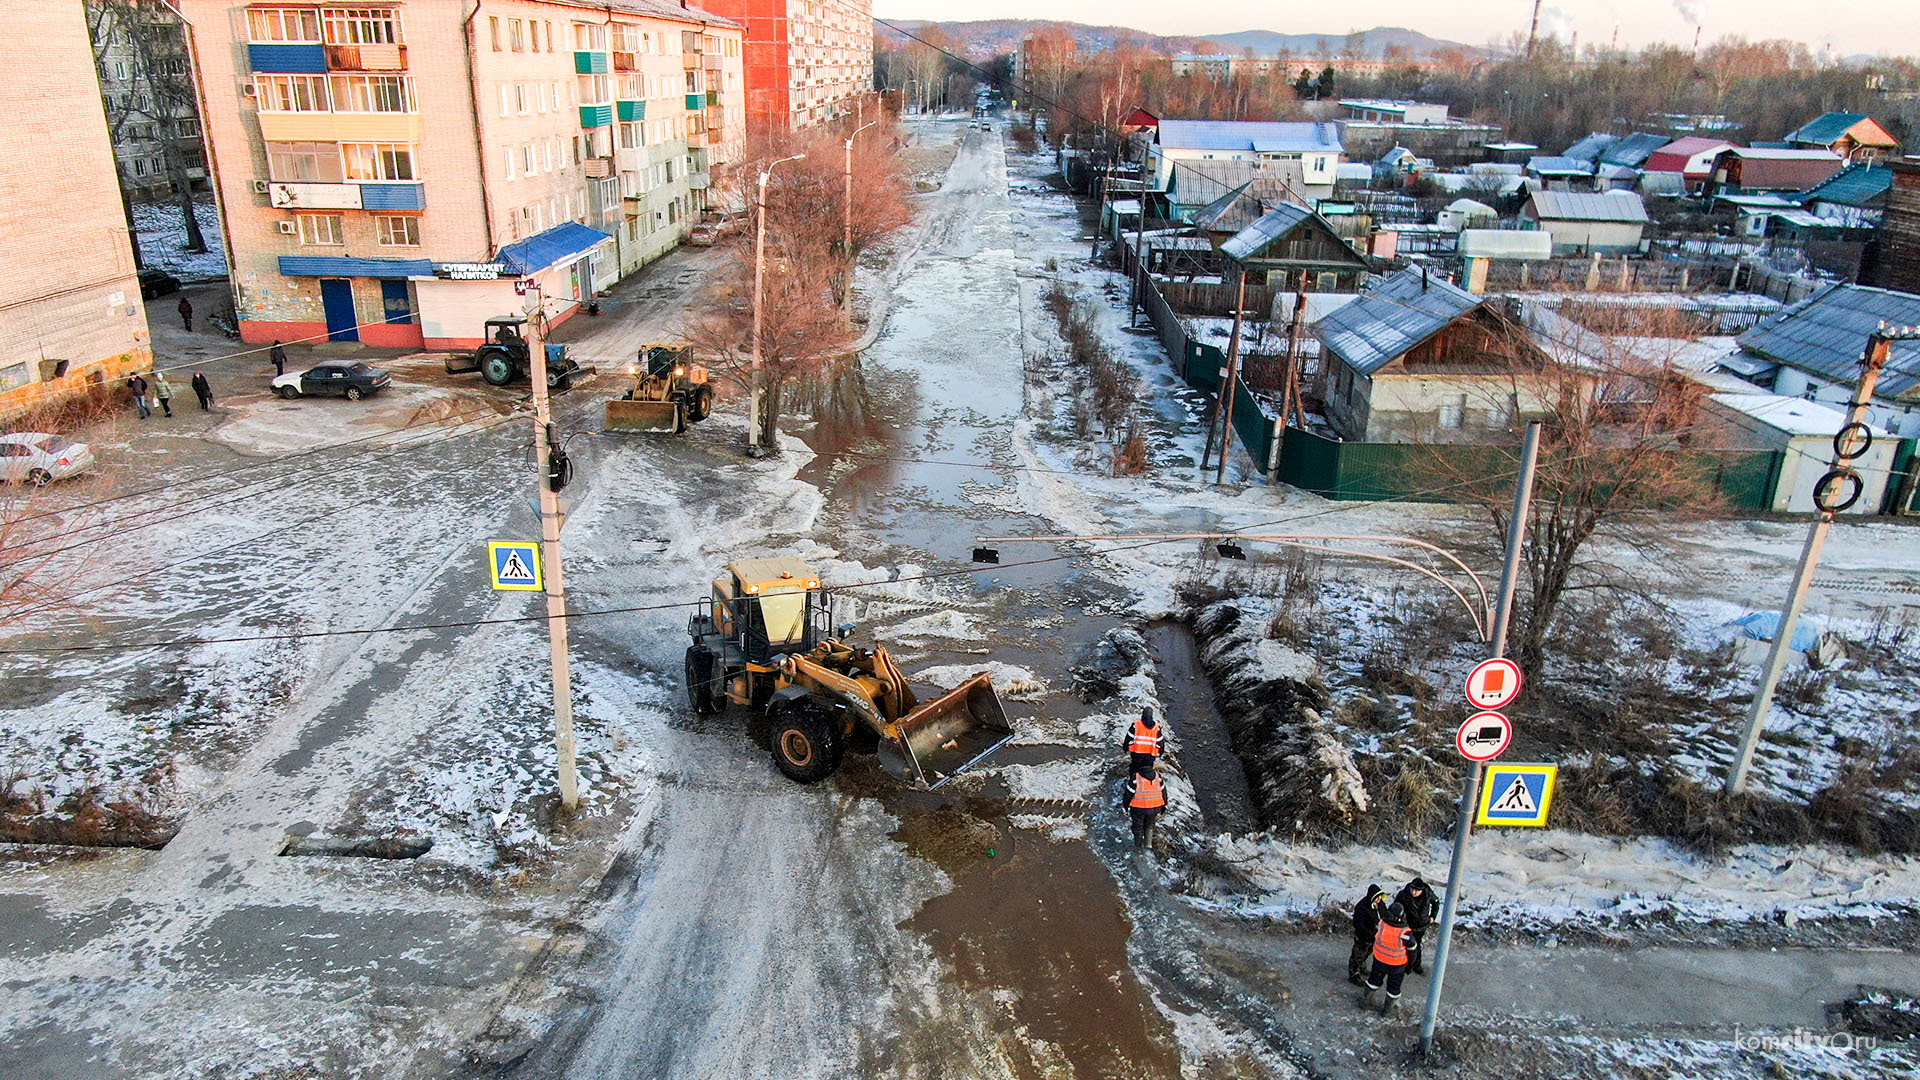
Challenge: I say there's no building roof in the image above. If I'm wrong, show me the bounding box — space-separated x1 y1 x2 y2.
1526 155 1592 176
1484 141 1538 152
1599 132 1670 168
1458 229 1553 260
1736 284 1920 398
1444 197 1496 215
1191 182 1259 232
498 221 615 275
1157 120 1343 155
1723 147 1843 162
1796 163 1894 208
550 0 741 29
1527 190 1650 223
1644 137 1736 174
1316 268 1485 375
1709 393 1895 438
1564 133 1620 161
1783 112 1896 148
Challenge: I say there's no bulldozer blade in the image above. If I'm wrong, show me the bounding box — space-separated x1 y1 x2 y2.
603 398 683 433
878 672 1014 790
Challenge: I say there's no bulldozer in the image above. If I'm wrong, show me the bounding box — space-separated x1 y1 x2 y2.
604 345 714 433
684 557 1014 788
444 315 582 390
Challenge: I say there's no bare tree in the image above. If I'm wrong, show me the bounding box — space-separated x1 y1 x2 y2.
88 0 207 254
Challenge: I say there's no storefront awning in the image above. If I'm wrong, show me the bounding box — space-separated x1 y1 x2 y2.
278 256 434 278
497 222 615 275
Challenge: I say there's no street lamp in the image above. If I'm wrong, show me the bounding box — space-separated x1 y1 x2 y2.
748 152 805 456
844 120 877 258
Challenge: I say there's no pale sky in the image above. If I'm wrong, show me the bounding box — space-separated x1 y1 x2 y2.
870 0 1920 59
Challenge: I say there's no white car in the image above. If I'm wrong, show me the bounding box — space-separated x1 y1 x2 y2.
0 432 94 486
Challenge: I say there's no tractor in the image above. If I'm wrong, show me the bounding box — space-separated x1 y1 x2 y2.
604 344 715 433
685 557 1014 788
444 315 582 390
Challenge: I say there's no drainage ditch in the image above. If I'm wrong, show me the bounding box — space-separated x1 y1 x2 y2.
1143 620 1258 834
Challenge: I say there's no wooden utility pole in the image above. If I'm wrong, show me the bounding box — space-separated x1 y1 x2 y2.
1215 270 1249 485
1281 273 1309 429
524 285 579 813
1130 135 1151 327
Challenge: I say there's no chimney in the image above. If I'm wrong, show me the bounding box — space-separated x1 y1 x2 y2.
1421 266 1429 292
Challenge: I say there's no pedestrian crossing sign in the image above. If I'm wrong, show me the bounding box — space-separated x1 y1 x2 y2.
487 540 543 591
1475 763 1557 827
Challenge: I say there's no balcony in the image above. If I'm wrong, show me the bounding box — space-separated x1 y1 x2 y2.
684 93 704 111
256 111 422 143
248 42 326 74
688 171 711 190
583 156 613 179
579 103 613 128
267 181 424 211
682 51 699 69
706 90 719 107
361 182 425 210
704 53 723 70
617 99 646 122
326 43 406 71
612 50 637 71
575 50 608 74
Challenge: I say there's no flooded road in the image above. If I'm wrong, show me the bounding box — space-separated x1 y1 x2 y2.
1143 621 1258 834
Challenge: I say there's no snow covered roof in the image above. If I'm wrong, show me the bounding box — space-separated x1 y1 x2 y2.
1736 284 1920 398
1599 132 1670 168
1564 133 1620 161
1221 204 1313 260
1316 268 1485 375
1158 120 1343 154
1444 198 1496 215
1458 230 1553 260
1526 155 1592 176
1527 190 1649 223
1709 393 1894 437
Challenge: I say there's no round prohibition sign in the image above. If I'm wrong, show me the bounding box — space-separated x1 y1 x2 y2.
1464 657 1523 710
1456 711 1513 762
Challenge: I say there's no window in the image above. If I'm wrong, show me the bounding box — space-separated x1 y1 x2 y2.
375 215 420 246
572 22 606 50
329 75 413 113
505 147 516 180
508 19 524 51
1438 395 1465 429
619 121 644 149
522 144 535 175
323 8 403 46
247 8 320 42
514 83 529 114
499 84 510 117
267 141 345 182
297 213 345 245
611 23 641 52
543 139 555 172
134 159 147 177
528 19 541 52
255 74 329 112
490 15 501 50
577 74 610 104
341 142 414 181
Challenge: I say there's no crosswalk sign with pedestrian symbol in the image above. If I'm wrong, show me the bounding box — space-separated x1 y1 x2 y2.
487 540 543 591
1475 763 1557 827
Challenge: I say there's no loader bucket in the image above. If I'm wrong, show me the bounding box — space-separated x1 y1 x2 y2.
603 398 683 433
878 671 1014 789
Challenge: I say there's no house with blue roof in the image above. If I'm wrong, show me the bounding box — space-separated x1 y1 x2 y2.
1783 113 1899 162
1722 283 1920 437
1150 120 1344 217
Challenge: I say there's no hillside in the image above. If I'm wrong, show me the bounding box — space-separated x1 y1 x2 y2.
1203 26 1471 58
875 18 1474 60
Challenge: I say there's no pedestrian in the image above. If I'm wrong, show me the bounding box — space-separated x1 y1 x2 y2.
1125 763 1165 849
127 372 151 419
153 371 175 417
177 296 193 332
1394 877 1436 974
1348 883 1388 986
269 340 287 376
1358 902 1412 1016
1125 707 1164 774
190 370 213 410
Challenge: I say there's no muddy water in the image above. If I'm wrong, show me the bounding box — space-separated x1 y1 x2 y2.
1144 621 1258 834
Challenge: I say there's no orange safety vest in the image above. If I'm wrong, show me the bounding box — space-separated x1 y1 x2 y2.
1128 718 1163 756
1128 774 1166 810
1372 922 1409 966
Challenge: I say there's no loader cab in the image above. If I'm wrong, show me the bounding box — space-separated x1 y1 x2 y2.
716 557 829 664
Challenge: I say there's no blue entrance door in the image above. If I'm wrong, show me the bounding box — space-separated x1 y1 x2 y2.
320 279 358 341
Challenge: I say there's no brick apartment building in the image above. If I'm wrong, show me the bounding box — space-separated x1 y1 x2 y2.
696 0 872 134
0 0 151 411
90 2 211 201
181 1 744 348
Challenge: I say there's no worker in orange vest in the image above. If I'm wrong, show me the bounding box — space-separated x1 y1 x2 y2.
1125 763 1166 848
1125 707 1164 773
1358 902 1413 1015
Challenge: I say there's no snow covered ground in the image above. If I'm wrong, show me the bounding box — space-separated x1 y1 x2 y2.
132 198 226 282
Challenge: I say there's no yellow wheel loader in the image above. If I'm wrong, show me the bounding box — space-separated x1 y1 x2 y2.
604 345 714 434
684 557 1015 788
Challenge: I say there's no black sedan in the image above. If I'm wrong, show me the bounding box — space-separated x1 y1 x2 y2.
272 360 392 400
139 269 181 299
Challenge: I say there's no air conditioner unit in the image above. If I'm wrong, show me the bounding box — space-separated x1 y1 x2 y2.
252 179 271 194
278 220 298 235
240 82 256 97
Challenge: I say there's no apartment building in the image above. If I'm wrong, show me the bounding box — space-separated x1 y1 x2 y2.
89 1 210 200
0 0 150 411
182 1 743 348
697 0 872 133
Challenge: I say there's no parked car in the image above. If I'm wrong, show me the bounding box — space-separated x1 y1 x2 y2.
138 269 181 299
271 360 392 400
687 222 720 246
0 432 95 486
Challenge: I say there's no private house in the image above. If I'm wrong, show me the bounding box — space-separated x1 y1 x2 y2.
1525 155 1592 191
1724 283 1920 437
1706 147 1844 196
1149 120 1343 217
1868 158 1920 294
1705 394 1900 514
1784 112 1899 162
1520 190 1649 254
1215 204 1371 291
1797 163 1895 220
1598 132 1670 170
1563 132 1618 163
1643 136 1735 192
1335 100 1503 167
1170 160 1316 224
1315 268 1570 443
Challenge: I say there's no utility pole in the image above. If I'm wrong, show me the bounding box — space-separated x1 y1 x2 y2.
524 285 579 814
844 119 877 269
1419 420 1542 1060
1200 270 1245 479
1727 326 1913 794
1130 132 1151 327
748 152 805 456
1281 272 1308 429
1093 152 1111 259
1215 270 1250 485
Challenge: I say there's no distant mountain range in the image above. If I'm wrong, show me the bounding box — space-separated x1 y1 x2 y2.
875 19 1475 60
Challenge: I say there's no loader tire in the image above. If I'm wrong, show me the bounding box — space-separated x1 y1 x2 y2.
685 646 717 715
770 704 843 784
689 385 713 422
480 350 517 387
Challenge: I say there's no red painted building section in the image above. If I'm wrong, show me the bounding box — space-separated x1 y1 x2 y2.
698 0 790 134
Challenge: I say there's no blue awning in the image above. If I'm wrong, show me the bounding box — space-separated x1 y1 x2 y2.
278 256 434 278
497 222 614 275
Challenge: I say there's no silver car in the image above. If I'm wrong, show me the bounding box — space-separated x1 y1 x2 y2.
0 432 95 486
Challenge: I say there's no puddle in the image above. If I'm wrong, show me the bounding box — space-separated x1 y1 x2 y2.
1144 620 1258 834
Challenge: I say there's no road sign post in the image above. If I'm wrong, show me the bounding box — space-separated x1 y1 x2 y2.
1419 420 1542 1061
524 286 579 814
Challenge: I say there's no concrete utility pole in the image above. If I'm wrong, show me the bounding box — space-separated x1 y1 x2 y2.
1419 419 1543 1060
523 285 579 813
843 120 877 262
748 152 805 456
1727 325 1914 794
1215 271 1250 486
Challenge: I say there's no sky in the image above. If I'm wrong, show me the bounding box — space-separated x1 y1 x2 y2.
868 0 1920 59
